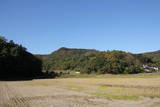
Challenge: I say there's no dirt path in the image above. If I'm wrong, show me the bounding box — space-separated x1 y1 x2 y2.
0 80 160 107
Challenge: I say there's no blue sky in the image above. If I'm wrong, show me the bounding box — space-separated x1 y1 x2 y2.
0 0 160 54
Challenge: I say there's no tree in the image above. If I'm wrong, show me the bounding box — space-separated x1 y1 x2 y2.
0 36 43 79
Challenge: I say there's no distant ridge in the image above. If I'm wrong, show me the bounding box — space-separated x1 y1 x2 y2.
52 47 97 56
35 48 160 60
143 50 160 59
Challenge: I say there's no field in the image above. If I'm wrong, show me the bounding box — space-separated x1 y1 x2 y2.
1 73 160 107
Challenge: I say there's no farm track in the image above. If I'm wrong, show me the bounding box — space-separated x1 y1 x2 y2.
0 79 160 107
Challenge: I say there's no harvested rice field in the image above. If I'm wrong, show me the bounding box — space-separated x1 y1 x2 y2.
0 73 160 107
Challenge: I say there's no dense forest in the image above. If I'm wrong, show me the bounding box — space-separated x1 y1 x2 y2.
42 47 160 74
0 36 43 79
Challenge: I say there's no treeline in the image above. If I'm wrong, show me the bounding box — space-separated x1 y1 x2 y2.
43 47 157 74
0 36 43 79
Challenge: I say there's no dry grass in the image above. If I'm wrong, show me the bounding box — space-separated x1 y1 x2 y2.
1 73 160 107
31 74 160 100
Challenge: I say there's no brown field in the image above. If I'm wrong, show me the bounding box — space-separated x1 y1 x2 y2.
0 73 160 107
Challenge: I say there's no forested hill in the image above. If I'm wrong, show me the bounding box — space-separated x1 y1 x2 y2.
143 50 160 59
35 47 96 62
52 47 96 56
42 47 158 74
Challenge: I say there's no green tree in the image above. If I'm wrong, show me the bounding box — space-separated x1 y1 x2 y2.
0 36 43 79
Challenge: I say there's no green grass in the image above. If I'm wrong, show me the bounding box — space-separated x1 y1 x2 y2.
60 72 160 79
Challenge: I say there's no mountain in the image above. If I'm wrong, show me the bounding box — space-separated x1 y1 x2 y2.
42 47 155 74
143 50 160 59
42 47 98 72
52 47 96 56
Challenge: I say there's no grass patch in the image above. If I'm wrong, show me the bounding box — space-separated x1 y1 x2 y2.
92 92 142 101
59 74 98 78
64 84 85 92
59 73 160 79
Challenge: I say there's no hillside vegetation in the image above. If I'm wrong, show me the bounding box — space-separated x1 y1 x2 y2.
143 50 160 58
1 36 160 78
142 51 160 66
0 36 43 79
42 47 158 74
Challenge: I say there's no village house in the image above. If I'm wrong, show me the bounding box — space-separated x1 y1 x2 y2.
143 65 159 72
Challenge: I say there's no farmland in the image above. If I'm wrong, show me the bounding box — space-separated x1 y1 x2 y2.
0 73 160 107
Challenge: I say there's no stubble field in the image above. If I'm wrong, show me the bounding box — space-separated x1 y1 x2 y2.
0 73 160 107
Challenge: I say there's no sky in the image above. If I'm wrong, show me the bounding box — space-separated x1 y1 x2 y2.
0 0 160 54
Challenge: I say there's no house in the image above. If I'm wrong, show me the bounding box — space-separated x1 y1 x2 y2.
75 72 80 74
143 65 159 72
